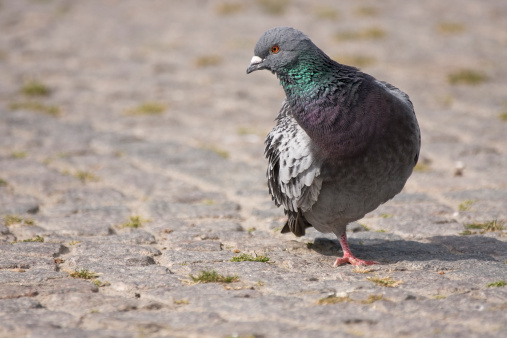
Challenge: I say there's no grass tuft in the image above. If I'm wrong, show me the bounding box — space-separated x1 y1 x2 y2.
12 235 45 244
367 276 402 287
73 170 100 183
231 253 270 263
3 214 35 226
335 55 376 68
463 220 505 233
190 269 239 283
458 200 475 211
121 215 151 228
355 6 379 17
216 2 243 15
11 151 27 159
353 266 373 274
414 162 431 172
194 55 223 67
314 6 339 20
21 80 51 97
437 22 465 34
487 280 506 288
360 294 383 304
335 27 386 41
70 268 97 279
125 102 167 116
256 0 290 15
448 70 488 85
9 101 61 116
317 295 350 305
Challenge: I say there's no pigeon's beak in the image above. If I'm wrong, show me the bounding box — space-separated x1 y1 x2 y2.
246 56 264 74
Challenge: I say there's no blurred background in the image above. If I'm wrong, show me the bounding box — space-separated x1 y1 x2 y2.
0 0 506 205
1 2 506 335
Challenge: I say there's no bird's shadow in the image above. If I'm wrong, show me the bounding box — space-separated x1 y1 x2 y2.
308 234 507 264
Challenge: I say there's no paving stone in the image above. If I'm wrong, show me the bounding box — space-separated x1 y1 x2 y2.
0 191 40 215
0 297 42 314
0 0 506 336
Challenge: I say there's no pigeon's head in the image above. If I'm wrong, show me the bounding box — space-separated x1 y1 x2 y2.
246 27 314 75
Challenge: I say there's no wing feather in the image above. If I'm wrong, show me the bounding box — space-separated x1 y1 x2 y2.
265 100 323 236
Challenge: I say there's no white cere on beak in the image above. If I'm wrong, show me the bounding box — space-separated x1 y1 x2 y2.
250 56 263 65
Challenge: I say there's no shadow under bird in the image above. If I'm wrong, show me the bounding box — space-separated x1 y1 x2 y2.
246 27 421 266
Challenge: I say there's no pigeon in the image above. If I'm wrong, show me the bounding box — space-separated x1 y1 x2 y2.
246 27 421 266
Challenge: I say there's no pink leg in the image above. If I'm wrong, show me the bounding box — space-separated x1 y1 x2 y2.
333 233 378 267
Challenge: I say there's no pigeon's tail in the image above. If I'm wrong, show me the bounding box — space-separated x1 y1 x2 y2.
281 210 313 237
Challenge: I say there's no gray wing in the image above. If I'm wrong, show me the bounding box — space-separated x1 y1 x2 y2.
265 100 323 235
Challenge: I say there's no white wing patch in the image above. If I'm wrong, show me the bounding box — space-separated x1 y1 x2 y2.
265 100 323 213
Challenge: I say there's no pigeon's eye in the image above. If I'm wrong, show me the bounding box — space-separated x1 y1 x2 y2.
270 45 280 54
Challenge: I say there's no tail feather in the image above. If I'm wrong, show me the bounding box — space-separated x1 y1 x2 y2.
281 210 313 237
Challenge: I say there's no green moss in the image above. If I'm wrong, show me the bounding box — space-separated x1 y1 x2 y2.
194 55 223 67
256 0 290 15
360 294 383 304
125 102 167 116
69 268 97 279
190 269 239 283
215 2 243 15
201 199 216 205
367 276 402 287
121 215 151 228
3 214 35 226
380 213 393 219
247 227 256 233
433 294 446 299
413 162 431 172
448 70 488 85
21 80 51 97
335 27 386 41
357 223 370 231
13 235 45 244
437 22 465 34
203 145 229 159
318 295 350 305
487 280 506 288
11 151 27 159
499 112 507 122
9 101 61 116
68 240 80 246
355 6 379 17
464 220 505 233
73 170 100 183
0 178 8 187
458 200 475 211
174 299 189 305
375 229 387 233
334 55 376 68
314 6 339 20
231 253 270 263
353 266 372 274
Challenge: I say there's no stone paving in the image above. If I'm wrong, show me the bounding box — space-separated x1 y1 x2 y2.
1 0 506 337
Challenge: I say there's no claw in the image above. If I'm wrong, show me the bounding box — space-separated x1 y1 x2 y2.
333 232 378 267
333 254 378 267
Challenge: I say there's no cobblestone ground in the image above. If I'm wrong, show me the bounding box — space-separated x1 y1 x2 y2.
1 0 506 337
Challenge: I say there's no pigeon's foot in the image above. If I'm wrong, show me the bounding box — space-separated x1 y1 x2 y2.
334 232 379 267
333 253 378 267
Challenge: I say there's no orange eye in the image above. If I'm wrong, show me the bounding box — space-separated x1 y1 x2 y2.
270 45 280 54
